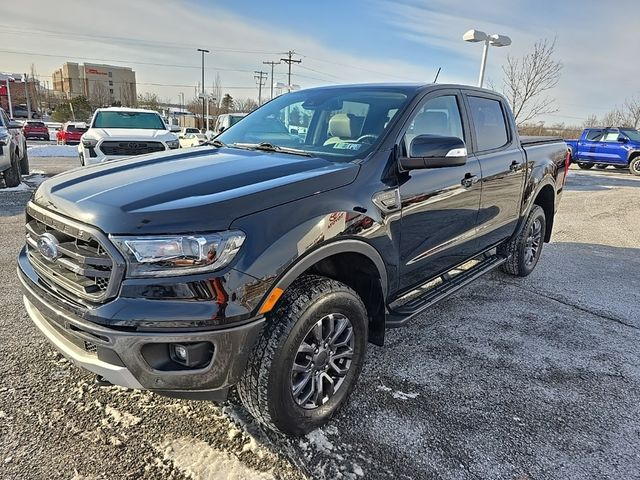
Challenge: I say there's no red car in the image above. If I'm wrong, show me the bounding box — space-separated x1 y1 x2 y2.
22 120 50 141
56 122 87 145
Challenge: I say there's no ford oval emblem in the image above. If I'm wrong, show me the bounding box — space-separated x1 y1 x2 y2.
37 233 60 261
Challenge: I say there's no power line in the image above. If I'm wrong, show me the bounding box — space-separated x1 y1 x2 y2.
280 50 302 92
262 61 280 101
254 70 267 105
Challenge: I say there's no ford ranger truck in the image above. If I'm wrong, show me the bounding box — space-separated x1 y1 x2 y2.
566 127 640 175
18 84 568 435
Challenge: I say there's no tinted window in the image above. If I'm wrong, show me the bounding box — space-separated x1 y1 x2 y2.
403 95 464 154
27 121 45 127
585 129 603 141
621 129 640 141
468 96 509 151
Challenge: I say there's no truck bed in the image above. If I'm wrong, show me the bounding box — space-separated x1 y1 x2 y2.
520 136 564 147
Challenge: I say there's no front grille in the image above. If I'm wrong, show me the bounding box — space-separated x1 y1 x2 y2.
25 203 123 303
99 141 166 156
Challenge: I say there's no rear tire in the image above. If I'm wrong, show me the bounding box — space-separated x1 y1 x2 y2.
630 157 640 176
498 205 546 277
577 162 593 170
19 145 29 175
3 151 21 188
237 275 368 435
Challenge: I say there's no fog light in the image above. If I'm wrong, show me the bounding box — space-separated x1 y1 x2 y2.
170 342 213 368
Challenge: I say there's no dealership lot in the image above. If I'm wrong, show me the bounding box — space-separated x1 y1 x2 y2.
1 160 639 479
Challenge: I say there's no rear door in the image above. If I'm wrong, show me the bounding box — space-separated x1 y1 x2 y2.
576 129 602 162
397 89 482 290
596 129 627 164
463 92 525 250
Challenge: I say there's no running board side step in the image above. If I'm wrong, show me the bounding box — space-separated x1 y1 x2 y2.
386 254 508 328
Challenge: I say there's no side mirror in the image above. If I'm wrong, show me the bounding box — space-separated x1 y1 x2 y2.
8 121 22 130
400 135 467 170
617 135 628 143
218 126 225 133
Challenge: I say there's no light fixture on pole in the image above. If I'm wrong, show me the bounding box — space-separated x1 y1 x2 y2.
463 29 511 88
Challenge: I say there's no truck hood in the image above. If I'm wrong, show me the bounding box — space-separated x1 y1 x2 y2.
88 128 175 140
33 147 359 234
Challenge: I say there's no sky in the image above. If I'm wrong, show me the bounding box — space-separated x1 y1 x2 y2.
1 0 638 125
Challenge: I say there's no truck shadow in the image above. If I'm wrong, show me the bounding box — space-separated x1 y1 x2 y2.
566 170 640 191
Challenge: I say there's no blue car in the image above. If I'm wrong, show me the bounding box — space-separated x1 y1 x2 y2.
566 127 640 176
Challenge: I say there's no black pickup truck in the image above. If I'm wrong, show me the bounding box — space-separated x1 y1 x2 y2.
18 84 568 435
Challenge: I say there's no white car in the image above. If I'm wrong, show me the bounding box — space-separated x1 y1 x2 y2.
79 107 179 166
214 113 248 133
179 133 207 148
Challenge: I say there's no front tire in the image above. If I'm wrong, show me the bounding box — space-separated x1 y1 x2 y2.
237 275 368 435
577 162 593 170
498 205 546 277
630 156 640 176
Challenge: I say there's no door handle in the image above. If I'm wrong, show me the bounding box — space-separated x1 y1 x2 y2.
461 173 478 188
509 160 520 172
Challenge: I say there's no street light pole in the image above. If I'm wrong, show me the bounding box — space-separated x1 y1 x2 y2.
463 29 511 88
197 48 210 130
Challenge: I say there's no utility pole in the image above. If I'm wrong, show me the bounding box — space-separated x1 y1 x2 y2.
262 60 280 100
6 78 13 119
24 73 32 120
254 71 267 106
197 48 210 130
280 50 301 93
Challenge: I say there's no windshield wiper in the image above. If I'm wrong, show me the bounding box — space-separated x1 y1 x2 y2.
232 142 312 157
202 139 227 148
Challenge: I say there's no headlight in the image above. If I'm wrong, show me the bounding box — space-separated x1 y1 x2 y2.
166 139 180 149
82 137 97 148
111 231 245 278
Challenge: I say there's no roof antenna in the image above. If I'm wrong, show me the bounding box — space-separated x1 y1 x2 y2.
433 67 441 83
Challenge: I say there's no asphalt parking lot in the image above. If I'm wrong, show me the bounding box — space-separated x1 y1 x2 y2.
1 160 638 479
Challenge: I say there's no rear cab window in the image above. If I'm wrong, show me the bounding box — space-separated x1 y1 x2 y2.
468 96 509 151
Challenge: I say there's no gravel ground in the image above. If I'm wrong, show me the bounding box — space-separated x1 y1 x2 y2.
0 162 638 479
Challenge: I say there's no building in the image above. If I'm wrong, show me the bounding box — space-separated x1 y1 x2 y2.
0 73 40 115
52 63 136 106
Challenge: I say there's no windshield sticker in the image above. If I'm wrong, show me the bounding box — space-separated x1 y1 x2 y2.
333 142 363 151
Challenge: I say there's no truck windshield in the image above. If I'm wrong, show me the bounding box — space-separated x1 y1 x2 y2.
216 87 410 161
93 111 165 130
621 129 640 141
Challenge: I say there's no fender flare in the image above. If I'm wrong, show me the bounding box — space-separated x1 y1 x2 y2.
258 239 389 311
627 149 640 163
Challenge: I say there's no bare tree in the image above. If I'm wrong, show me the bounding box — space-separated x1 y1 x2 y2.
583 114 600 128
212 74 223 113
137 92 161 111
622 95 640 128
501 38 563 126
234 98 258 112
121 84 137 107
601 108 629 127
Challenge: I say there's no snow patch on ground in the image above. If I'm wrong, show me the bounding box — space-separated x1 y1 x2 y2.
305 429 335 454
157 437 274 480
376 384 419 400
105 405 142 428
27 145 77 157
1 182 31 192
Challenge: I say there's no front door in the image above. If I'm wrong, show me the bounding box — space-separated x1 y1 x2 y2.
397 90 481 291
596 129 627 165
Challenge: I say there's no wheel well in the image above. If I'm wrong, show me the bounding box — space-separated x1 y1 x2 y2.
629 151 640 163
304 252 386 346
533 185 555 242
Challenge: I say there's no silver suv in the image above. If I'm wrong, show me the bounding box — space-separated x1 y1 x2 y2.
0 109 28 188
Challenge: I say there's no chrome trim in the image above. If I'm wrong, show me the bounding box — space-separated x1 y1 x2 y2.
25 202 125 303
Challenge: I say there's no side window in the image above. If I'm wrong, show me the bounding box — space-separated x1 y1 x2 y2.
601 131 621 142
468 96 509 151
403 95 464 154
585 130 603 141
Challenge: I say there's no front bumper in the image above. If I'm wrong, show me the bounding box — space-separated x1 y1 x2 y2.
19 265 265 400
